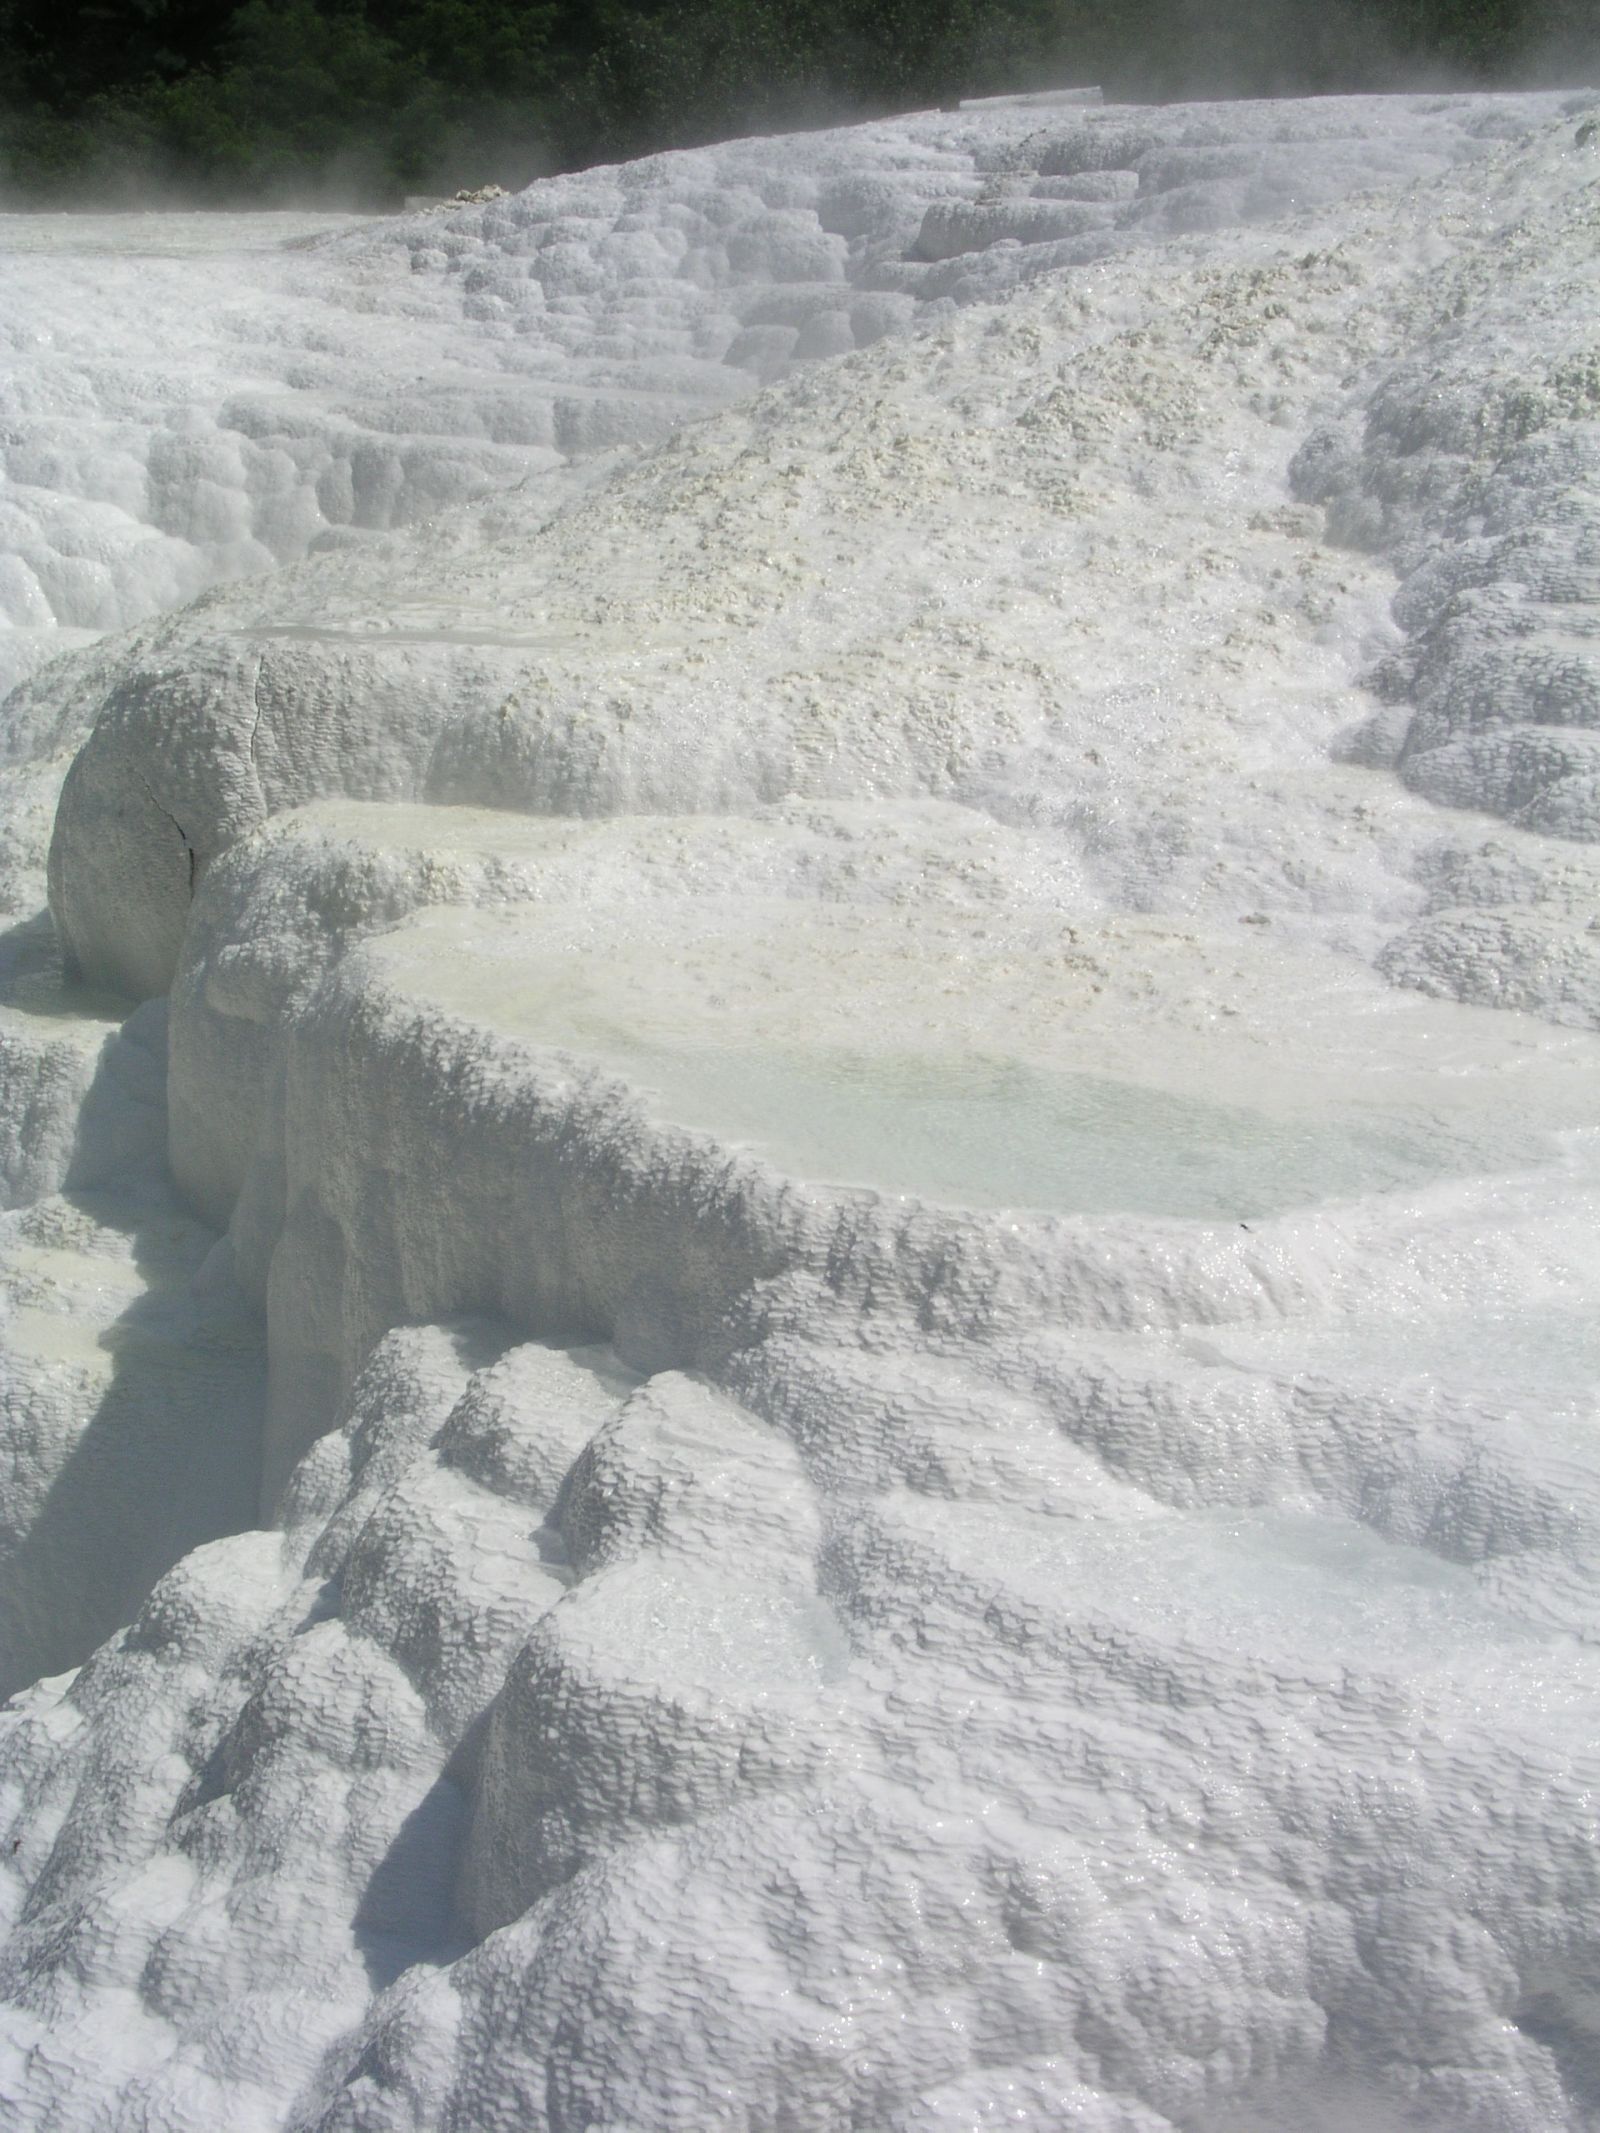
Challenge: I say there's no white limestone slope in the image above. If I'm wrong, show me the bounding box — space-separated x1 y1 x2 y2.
1 87 1600 2133
0 88 1565 703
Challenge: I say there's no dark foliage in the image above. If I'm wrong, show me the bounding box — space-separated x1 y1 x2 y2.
0 0 1592 205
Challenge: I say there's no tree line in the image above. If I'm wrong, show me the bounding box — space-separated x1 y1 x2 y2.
0 0 1592 206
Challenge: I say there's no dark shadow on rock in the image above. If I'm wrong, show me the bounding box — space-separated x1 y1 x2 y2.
354 1768 474 1989
0 1184 266 1698
0 943 267 1697
61 998 172 1194
0 908 59 986
0 906 167 1210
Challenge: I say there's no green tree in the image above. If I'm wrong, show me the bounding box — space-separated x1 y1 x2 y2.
0 0 1593 206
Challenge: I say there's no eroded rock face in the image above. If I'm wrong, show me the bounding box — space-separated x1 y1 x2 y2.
3 87 1600 2133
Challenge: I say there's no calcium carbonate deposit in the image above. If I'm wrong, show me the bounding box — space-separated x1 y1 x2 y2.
1 83 1599 2132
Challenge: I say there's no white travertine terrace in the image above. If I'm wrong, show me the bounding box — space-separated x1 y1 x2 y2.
1 85 1599 2133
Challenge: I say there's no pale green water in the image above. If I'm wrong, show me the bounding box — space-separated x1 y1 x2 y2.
600 1042 1534 1219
